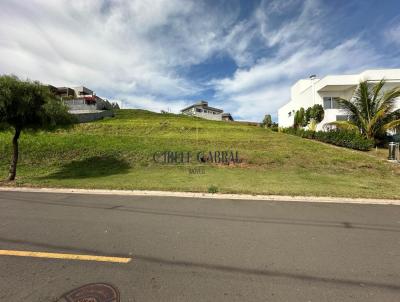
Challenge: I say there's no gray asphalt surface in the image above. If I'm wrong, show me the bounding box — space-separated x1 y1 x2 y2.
0 191 399 301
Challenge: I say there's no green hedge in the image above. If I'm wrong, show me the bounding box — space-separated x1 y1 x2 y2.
282 128 374 151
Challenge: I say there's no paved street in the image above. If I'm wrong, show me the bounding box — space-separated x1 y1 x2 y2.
0 191 399 301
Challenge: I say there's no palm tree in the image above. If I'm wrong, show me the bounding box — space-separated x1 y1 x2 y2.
329 79 400 142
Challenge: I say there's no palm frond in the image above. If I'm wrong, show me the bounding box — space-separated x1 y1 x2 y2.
379 87 400 113
382 119 400 131
326 121 359 131
379 109 400 126
354 81 372 122
336 97 367 130
368 105 390 134
371 79 385 110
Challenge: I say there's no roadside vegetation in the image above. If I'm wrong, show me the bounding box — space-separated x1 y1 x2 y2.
0 109 399 198
281 128 374 151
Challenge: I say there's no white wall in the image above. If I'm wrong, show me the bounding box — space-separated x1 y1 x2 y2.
278 80 316 128
194 112 222 120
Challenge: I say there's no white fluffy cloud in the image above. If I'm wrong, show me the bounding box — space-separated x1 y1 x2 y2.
0 0 396 121
212 0 388 120
0 0 238 108
385 21 400 46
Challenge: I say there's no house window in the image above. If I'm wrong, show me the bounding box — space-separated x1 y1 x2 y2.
323 97 331 109
323 97 341 109
336 115 351 121
332 97 341 109
196 108 202 112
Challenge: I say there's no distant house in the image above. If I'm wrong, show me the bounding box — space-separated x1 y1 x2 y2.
49 85 112 112
48 85 114 122
222 113 234 121
181 101 233 121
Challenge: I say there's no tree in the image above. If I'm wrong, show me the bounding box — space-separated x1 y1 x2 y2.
304 105 324 125
305 107 312 124
328 80 400 143
299 107 307 127
0 75 76 181
294 107 307 128
293 110 299 128
310 104 324 123
262 114 272 128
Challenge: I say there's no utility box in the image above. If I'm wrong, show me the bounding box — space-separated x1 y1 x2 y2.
388 142 399 161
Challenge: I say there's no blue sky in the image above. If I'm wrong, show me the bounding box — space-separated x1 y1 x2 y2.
0 0 399 121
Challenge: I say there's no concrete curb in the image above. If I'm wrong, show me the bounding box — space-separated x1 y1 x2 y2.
0 186 399 205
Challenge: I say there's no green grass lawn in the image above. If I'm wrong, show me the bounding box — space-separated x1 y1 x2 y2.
1 109 399 198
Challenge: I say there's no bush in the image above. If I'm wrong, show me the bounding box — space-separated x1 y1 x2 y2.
294 105 325 128
282 128 374 151
270 124 279 132
208 185 219 194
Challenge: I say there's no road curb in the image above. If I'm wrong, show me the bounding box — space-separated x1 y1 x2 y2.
0 186 399 205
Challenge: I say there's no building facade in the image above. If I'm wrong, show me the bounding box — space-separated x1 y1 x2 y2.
49 85 112 112
181 101 227 121
222 113 234 121
278 69 400 131
49 85 115 123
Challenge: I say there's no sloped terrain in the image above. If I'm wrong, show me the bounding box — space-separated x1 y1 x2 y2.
0 109 399 198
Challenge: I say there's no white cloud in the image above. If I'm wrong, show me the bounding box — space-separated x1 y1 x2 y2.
0 0 238 107
211 0 385 121
385 22 400 46
0 0 393 121
117 94 187 113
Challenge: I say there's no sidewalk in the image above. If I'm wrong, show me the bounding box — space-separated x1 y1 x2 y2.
0 186 399 205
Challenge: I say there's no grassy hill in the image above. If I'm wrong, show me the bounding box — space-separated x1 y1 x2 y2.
0 109 399 198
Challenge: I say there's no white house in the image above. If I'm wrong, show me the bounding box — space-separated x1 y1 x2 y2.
48 85 114 122
49 85 113 112
278 69 400 131
181 101 226 121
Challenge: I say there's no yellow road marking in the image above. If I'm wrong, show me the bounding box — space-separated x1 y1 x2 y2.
0 249 132 263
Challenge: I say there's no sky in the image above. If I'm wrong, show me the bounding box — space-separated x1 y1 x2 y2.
0 0 399 121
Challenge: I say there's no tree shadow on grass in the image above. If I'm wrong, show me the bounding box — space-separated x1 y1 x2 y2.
46 156 131 179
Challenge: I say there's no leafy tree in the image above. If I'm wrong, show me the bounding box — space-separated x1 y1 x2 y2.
0 75 76 181
293 110 299 128
299 107 307 127
294 107 307 128
304 104 324 125
262 114 272 128
329 80 400 142
310 104 324 123
305 107 312 123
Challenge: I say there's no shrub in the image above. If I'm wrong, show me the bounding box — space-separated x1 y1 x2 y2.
282 128 373 151
309 104 324 123
208 185 219 194
261 114 272 128
270 123 279 132
294 105 325 129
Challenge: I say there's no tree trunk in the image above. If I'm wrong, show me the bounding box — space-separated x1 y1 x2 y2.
7 128 21 181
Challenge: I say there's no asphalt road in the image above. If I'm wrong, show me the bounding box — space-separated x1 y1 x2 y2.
0 191 399 302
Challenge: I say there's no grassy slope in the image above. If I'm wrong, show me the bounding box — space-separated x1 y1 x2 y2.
0 109 399 198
